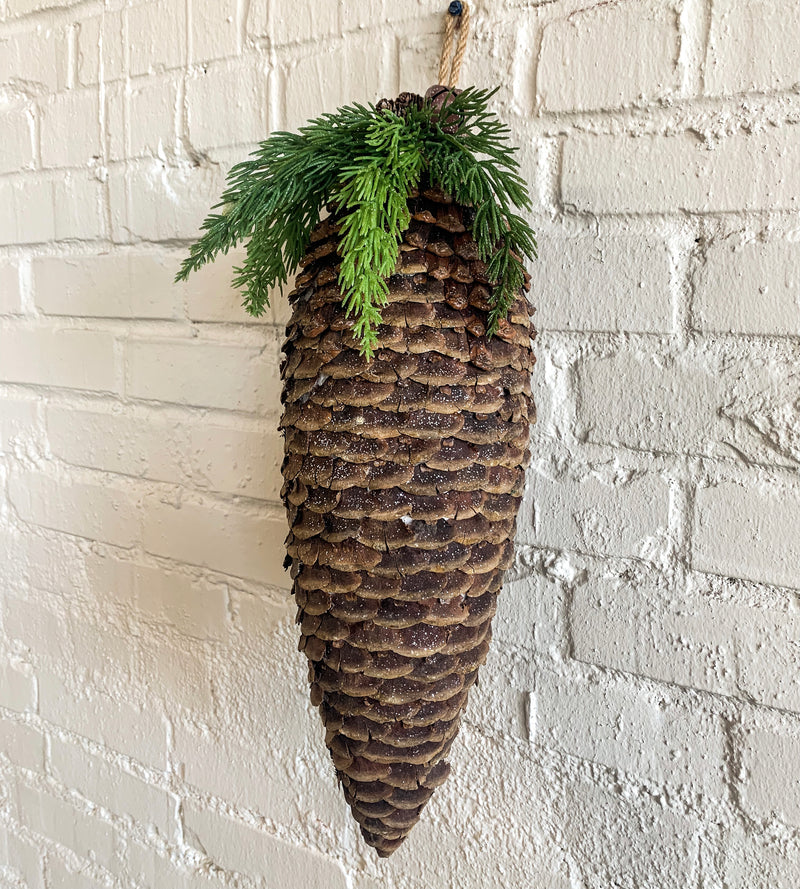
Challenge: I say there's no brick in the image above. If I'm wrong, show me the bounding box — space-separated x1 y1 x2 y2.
722 827 800 889
122 75 179 160
352 880 388 889
466 644 532 742
125 338 281 412
38 671 167 769
0 659 37 713
397 30 444 98
0 525 83 598
528 464 670 561
142 495 288 588
706 0 800 95
0 182 18 245
191 0 238 63
339 0 444 32
104 79 126 159
181 420 284 501
537 0 680 112
50 738 173 835
268 284 293 326
249 0 339 44
183 248 272 324
341 0 436 31
42 860 106 889
0 178 55 246
570 575 800 712
0 175 106 245
575 346 723 455
40 89 101 168
183 804 347 888
53 172 106 241
196 614 311 750
504 136 555 216
128 0 187 77
694 480 800 590
186 61 268 151
136 636 215 711
7 470 140 547
562 128 800 214
0 108 34 175
172 726 296 821
2 592 69 664
282 35 393 132
551 767 698 887
125 843 220 889
492 574 546 651
695 238 800 335
0 326 116 391
82 551 136 610
46 404 180 479
62 612 142 689
33 252 182 319
7 0 75 12
740 725 800 827
0 395 39 454
108 158 228 241
721 367 800 468
735 603 800 713
76 11 126 85
0 25 69 92
0 827 45 889
15 782 115 869
578 340 800 463
5 599 58 665
534 670 725 795
6 0 800 874
0 261 21 314
87 557 230 639
388 725 569 887
200 741 341 850
47 404 283 501
95 556 229 639
531 220 672 332
0 719 44 771
571 577 737 697
458 25 527 97
229 589 292 638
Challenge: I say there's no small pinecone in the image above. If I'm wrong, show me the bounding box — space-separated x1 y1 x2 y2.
375 91 424 117
375 87 463 132
280 182 535 856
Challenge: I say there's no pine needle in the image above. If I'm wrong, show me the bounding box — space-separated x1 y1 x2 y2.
175 88 536 357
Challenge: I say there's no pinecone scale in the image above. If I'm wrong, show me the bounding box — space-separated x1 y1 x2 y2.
280 185 535 856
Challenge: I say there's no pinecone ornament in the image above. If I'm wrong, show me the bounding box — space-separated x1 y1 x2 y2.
280 181 536 855
178 76 538 858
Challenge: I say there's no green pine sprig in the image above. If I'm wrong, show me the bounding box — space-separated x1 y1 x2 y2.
175 87 536 358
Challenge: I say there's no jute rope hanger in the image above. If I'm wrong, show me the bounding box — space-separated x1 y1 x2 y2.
438 1 471 88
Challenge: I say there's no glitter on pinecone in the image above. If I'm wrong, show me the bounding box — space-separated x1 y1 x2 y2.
280 181 535 856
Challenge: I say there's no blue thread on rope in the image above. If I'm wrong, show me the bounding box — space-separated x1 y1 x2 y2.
448 1 463 15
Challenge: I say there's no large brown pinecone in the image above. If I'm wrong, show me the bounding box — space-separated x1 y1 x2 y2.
279 183 535 856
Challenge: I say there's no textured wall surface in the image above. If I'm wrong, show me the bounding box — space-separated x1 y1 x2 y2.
1 0 799 887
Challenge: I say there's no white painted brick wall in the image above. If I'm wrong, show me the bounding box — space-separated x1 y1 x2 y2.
694 238 800 335
536 0 681 112
562 127 800 214
1 1 799 887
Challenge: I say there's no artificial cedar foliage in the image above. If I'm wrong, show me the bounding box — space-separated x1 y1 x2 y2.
175 87 536 357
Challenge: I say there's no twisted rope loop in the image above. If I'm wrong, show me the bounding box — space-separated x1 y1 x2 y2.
437 1 471 89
